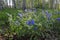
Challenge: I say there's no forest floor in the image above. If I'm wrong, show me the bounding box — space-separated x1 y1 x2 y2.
0 8 60 40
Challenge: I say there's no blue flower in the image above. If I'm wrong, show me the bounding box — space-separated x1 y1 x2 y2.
47 14 52 20
45 11 52 20
45 10 48 14
18 13 23 18
56 18 60 21
31 19 35 25
26 20 31 25
26 19 35 26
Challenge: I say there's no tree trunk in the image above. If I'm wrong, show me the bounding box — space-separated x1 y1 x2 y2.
22 0 26 10
0 0 3 10
49 0 55 9
38 0 40 7
31 0 34 8
42 0 45 9
13 0 16 8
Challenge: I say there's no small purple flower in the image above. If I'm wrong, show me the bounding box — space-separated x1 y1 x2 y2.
45 11 52 20
31 19 35 25
18 13 23 18
45 10 48 14
26 19 35 26
26 20 31 25
47 14 52 20
56 18 60 21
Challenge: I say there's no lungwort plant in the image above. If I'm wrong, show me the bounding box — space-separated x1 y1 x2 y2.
6 10 59 40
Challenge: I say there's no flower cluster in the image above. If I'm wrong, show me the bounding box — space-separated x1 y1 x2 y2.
7 10 59 38
45 11 52 20
56 18 60 21
26 19 35 26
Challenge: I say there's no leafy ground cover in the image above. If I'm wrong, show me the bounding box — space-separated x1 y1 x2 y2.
0 8 60 40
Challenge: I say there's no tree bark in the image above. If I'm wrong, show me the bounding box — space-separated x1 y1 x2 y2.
0 0 3 10
13 0 16 8
42 0 45 9
22 0 26 10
